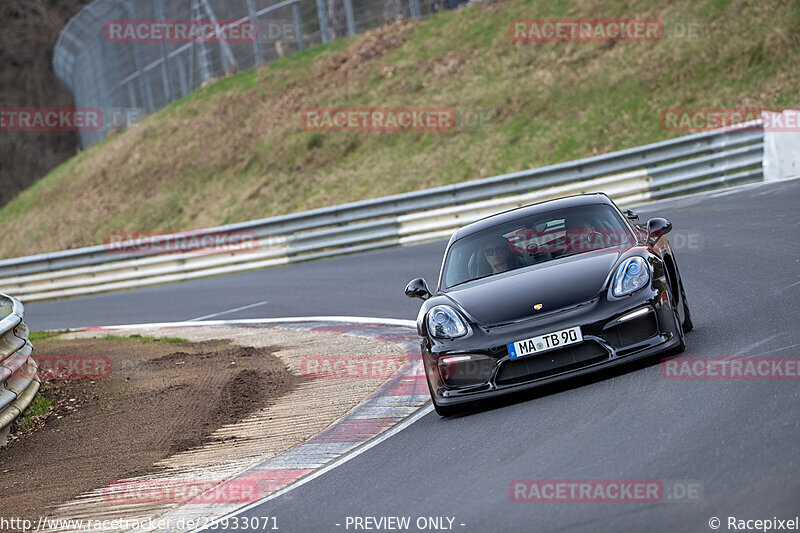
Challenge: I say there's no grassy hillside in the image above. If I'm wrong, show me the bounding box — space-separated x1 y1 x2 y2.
1 0 798 257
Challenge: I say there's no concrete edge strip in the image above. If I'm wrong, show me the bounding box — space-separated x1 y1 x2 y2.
76 316 416 332
66 317 428 532
194 403 436 533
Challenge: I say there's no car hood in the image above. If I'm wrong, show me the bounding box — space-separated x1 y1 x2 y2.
444 251 622 326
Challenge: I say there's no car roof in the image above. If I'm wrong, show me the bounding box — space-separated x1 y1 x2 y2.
449 193 614 242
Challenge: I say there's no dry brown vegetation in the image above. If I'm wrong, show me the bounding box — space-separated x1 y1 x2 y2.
0 0 797 258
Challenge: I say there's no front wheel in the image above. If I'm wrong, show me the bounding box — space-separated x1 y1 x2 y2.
682 300 694 333
427 376 462 417
680 279 694 333
671 302 686 355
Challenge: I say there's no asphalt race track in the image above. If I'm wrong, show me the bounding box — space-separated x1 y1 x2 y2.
26 178 800 532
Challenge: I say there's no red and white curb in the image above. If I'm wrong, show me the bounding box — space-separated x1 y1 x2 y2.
72 317 431 532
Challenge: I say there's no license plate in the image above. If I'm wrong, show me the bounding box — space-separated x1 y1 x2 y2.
507 326 583 359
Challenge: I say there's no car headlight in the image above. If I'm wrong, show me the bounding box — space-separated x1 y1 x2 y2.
427 305 468 339
612 257 650 297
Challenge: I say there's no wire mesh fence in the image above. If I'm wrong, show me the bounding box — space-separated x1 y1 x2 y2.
53 0 456 148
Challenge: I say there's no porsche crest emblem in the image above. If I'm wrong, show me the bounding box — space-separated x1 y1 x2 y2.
533 303 543 311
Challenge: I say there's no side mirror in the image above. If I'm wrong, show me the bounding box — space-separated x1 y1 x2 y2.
624 209 639 222
405 278 431 300
646 217 672 246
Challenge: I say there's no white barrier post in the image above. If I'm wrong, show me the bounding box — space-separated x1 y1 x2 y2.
762 109 800 181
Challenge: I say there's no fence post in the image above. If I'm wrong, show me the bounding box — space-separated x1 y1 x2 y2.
409 0 421 18
344 0 356 36
316 0 331 43
292 2 305 51
71 11 105 147
176 56 189 97
154 0 173 103
87 3 119 111
191 0 212 82
121 0 154 112
126 82 137 109
247 0 263 65
199 0 238 73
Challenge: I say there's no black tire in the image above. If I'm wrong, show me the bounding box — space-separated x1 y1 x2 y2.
427 376 461 417
671 303 686 355
682 300 694 333
679 279 694 333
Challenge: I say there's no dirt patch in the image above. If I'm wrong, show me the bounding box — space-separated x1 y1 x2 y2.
318 20 411 84
0 337 299 522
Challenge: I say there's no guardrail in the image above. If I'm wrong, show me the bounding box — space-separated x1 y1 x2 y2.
0 293 38 446
0 123 765 301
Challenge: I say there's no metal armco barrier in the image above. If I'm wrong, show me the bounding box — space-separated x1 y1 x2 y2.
0 294 38 446
0 123 765 301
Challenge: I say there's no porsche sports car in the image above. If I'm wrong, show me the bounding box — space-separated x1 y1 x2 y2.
405 193 692 416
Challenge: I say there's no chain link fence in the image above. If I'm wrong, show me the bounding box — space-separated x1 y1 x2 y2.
54 0 447 148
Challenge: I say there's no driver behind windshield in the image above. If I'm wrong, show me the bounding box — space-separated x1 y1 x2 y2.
566 213 603 252
483 235 517 274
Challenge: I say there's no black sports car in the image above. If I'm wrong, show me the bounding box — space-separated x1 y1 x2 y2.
405 193 692 416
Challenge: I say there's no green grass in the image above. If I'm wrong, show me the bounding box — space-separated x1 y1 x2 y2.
0 0 797 257
102 334 188 343
28 330 65 342
28 331 189 343
16 394 52 432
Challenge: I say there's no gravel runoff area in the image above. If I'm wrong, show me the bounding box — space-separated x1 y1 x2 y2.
0 324 407 530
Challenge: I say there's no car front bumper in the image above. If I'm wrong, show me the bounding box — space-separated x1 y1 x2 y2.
422 285 682 406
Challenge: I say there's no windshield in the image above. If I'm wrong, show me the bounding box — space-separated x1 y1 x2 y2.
441 203 635 289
